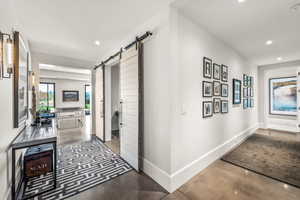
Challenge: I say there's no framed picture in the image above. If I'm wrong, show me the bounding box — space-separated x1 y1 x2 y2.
243 74 247 87
63 90 79 102
250 99 254 108
13 32 29 128
243 88 248 98
233 79 241 104
213 98 221 113
243 99 248 109
250 88 254 97
221 84 228 97
203 57 212 78
221 100 228 113
203 81 213 97
248 87 251 98
213 63 220 80
269 77 297 116
213 81 221 96
203 101 213 118
221 65 228 82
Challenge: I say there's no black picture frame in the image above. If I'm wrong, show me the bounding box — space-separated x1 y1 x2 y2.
213 63 220 80
62 90 79 102
221 65 228 82
202 81 213 97
243 88 248 98
203 101 213 118
221 84 228 97
250 99 254 108
213 81 221 96
213 98 221 113
203 57 212 79
232 79 241 104
243 99 248 109
13 32 28 128
221 100 229 113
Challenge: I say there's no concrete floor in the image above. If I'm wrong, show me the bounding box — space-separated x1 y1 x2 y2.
57 122 300 200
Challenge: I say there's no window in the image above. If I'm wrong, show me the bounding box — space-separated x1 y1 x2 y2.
85 85 91 114
39 82 55 112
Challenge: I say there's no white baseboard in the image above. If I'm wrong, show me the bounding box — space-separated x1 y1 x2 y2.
142 158 171 192
142 123 259 193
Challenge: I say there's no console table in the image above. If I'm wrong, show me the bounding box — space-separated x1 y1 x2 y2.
10 123 57 200
55 107 85 129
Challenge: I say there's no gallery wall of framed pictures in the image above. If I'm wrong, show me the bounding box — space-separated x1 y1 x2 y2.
242 74 254 109
202 57 229 118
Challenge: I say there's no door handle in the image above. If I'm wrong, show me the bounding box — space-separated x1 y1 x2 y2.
120 99 124 127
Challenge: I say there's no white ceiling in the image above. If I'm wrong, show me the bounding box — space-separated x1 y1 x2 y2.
173 0 300 65
13 0 173 63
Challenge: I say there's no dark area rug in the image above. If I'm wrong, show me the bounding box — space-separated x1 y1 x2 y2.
222 133 300 188
23 139 132 200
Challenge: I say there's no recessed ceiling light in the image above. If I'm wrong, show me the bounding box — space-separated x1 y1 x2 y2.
290 3 300 12
238 0 246 3
277 57 282 61
94 40 101 46
265 40 273 45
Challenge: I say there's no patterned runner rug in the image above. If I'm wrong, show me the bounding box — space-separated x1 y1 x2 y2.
23 139 132 200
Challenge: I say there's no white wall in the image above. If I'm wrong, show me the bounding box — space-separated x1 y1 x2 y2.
0 0 32 199
168 8 259 191
258 60 300 132
40 78 90 109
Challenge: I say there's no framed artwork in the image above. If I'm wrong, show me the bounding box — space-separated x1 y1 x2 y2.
233 79 241 104
213 98 221 113
269 77 297 116
13 32 29 128
221 84 228 97
250 88 254 97
243 74 247 87
250 99 254 108
213 63 220 80
248 88 251 98
249 76 254 87
213 81 221 96
221 65 228 82
203 57 212 78
221 100 228 113
203 81 213 97
243 99 248 109
243 88 248 98
203 101 213 118
0 33 2 79
247 98 251 108
63 90 79 102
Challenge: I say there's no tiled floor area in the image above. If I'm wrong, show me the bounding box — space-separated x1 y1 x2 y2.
57 123 300 200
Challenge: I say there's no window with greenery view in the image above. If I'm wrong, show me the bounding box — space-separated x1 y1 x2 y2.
85 85 91 110
39 83 55 112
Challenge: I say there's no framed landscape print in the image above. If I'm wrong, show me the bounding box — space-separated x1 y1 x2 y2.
221 65 228 82
213 81 221 96
233 79 241 104
221 100 228 113
203 101 213 118
203 81 213 97
243 99 248 109
13 32 28 128
269 77 297 116
213 98 221 113
221 84 228 97
203 57 212 78
213 63 220 80
63 90 79 102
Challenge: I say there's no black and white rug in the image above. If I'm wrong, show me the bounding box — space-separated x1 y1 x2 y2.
24 139 132 200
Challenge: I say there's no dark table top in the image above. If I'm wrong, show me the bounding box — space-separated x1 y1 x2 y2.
11 123 57 149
